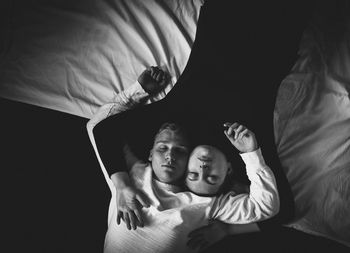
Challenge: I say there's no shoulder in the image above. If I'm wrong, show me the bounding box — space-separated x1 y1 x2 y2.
130 161 151 181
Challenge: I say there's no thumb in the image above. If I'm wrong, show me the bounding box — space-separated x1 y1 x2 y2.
136 192 150 207
224 130 234 143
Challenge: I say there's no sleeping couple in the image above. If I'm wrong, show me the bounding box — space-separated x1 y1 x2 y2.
87 67 280 253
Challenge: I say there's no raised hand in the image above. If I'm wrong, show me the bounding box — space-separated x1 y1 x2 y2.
223 122 258 153
137 66 170 95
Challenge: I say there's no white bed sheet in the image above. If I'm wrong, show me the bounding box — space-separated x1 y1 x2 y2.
274 16 350 247
0 0 203 118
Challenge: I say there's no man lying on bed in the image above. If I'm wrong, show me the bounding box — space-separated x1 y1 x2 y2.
87 67 280 252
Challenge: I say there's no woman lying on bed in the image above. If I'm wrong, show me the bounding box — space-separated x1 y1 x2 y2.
87 67 279 252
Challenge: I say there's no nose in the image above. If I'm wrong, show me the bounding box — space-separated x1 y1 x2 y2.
197 170 205 182
199 162 209 169
165 149 176 162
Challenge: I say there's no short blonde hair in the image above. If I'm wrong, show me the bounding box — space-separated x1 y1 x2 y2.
153 122 190 148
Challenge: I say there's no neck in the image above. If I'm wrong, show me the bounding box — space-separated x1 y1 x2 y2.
152 171 185 189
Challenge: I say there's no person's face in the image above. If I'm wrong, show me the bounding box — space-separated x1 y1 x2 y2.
185 145 231 195
149 129 190 184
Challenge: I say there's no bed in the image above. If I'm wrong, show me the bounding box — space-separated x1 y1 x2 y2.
274 8 350 246
1 0 349 249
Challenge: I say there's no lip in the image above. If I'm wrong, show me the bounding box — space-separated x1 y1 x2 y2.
161 164 176 170
198 156 212 162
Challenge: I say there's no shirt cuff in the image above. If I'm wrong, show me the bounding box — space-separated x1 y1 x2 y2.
118 81 149 105
124 81 147 97
239 148 266 171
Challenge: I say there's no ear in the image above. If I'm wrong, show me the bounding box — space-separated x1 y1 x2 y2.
227 162 232 175
148 150 153 162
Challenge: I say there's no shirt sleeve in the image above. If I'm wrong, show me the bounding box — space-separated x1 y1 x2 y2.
210 148 280 224
107 81 150 117
86 81 149 177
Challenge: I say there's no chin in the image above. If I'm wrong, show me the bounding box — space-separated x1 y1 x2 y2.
160 175 176 184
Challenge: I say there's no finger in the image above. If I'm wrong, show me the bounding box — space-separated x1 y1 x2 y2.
226 125 235 136
136 192 150 208
227 126 234 136
117 211 123 225
155 71 163 83
188 225 210 237
163 72 170 83
238 129 249 140
152 69 159 80
235 125 246 137
234 125 244 139
152 67 161 78
224 130 230 141
150 66 156 76
227 122 239 136
124 212 131 230
159 77 167 87
151 68 158 79
133 208 144 227
155 71 162 82
129 211 138 230
230 122 239 129
159 72 166 83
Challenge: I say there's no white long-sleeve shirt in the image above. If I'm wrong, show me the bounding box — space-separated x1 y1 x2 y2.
87 81 151 131
86 81 160 185
86 82 279 253
104 151 279 253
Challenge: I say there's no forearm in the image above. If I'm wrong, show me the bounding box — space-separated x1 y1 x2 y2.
226 223 260 235
87 81 151 176
86 104 127 177
212 149 280 223
240 148 280 218
108 81 149 116
93 117 128 176
111 171 132 189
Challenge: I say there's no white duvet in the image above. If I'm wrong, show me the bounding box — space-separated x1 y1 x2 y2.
274 17 350 247
0 0 203 118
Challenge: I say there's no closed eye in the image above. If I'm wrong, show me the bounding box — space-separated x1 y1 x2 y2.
174 147 189 155
207 176 218 184
156 145 168 152
187 172 198 180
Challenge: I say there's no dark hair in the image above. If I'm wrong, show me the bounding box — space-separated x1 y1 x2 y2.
189 120 250 193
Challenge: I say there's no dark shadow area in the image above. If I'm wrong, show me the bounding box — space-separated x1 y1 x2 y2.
2 98 109 253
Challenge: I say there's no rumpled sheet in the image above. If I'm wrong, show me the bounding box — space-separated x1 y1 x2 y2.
0 0 203 118
274 14 350 247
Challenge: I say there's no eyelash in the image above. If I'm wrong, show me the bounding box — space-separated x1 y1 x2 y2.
156 146 188 154
188 173 218 183
207 176 217 182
